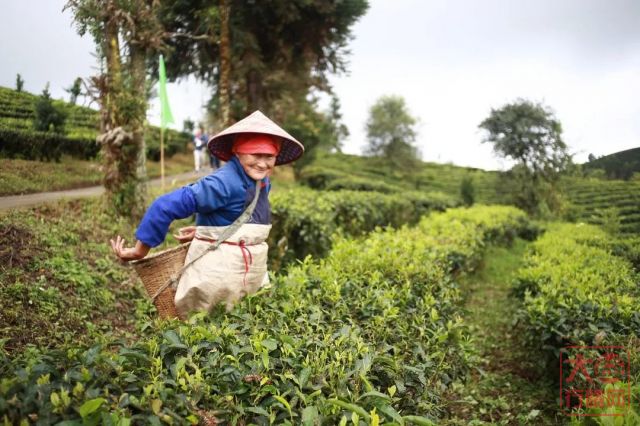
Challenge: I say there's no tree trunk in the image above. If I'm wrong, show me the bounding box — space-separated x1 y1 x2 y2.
219 0 231 126
104 13 121 128
99 9 147 221
101 13 124 207
246 69 261 114
127 44 149 221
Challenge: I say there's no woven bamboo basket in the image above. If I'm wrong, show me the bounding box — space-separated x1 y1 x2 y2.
131 243 190 319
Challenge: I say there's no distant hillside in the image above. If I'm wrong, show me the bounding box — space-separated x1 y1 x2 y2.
562 176 640 234
301 152 640 234
299 152 508 204
583 147 640 180
0 85 188 161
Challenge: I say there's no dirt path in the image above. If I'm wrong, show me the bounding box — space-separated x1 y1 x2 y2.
0 171 208 211
444 240 560 425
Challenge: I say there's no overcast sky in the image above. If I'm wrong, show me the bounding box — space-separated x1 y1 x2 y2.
2 0 639 170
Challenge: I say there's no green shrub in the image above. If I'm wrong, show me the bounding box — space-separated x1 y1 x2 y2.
0 126 98 161
299 166 404 194
325 176 401 193
33 84 67 134
268 187 460 269
298 165 348 189
460 176 475 206
145 127 190 161
562 177 640 235
0 85 188 162
573 233 640 273
0 205 530 424
514 223 640 357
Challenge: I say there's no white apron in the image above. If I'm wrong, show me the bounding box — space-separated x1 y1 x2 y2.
174 223 272 316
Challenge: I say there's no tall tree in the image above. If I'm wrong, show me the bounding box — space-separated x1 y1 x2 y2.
158 0 368 123
364 95 420 169
460 175 475 207
65 77 83 105
15 74 24 92
479 99 571 216
326 94 349 153
33 83 67 134
281 94 347 177
66 0 164 220
218 0 231 127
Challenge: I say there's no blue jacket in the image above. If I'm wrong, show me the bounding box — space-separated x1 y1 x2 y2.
135 156 271 247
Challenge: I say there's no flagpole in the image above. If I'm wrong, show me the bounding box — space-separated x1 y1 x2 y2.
158 54 173 192
160 127 165 190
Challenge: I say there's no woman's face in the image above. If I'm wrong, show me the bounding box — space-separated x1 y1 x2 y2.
236 153 277 180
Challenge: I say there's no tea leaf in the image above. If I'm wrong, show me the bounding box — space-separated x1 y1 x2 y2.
78 397 106 418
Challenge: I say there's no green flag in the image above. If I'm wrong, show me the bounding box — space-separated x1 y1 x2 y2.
158 54 174 129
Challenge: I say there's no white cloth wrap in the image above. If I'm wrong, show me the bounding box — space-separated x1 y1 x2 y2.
174 223 272 316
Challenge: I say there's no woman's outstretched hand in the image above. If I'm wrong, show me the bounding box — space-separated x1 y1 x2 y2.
173 226 196 243
110 236 150 261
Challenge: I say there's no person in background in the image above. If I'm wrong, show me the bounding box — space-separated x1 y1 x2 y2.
110 111 304 316
193 128 206 172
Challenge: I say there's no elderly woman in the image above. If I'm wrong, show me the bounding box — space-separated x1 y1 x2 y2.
110 111 304 316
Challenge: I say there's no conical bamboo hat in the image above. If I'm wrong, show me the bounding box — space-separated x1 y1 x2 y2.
208 111 304 165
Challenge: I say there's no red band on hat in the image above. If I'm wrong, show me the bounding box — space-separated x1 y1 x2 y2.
232 133 281 156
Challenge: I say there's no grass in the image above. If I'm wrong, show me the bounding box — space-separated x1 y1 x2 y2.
0 157 103 196
444 239 561 425
0 198 142 355
0 180 198 356
0 152 195 196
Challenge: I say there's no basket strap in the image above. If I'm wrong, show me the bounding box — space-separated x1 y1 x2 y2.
150 179 262 301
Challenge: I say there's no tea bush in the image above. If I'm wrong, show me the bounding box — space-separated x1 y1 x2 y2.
0 126 98 161
514 223 640 357
298 153 510 204
563 177 640 234
578 234 640 273
513 223 640 419
268 187 460 269
0 205 530 424
568 382 640 423
325 176 401 194
0 86 189 162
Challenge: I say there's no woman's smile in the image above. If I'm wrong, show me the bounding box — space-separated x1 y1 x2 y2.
237 153 277 180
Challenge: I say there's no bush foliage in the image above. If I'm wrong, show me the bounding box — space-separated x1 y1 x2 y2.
0 126 99 162
0 86 189 162
514 223 640 354
298 153 510 205
562 177 640 234
0 204 530 424
33 85 67 134
268 187 460 269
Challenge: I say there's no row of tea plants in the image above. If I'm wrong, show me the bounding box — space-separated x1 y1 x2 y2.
268 187 459 269
514 223 640 352
513 223 640 418
298 153 507 204
1 205 531 425
0 86 187 162
562 177 640 234
0 185 456 356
